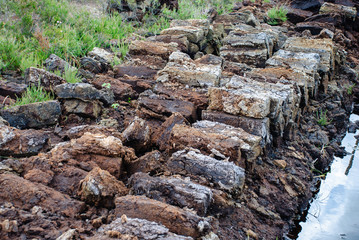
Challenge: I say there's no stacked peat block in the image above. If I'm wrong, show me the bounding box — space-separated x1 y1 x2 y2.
205 19 301 146
219 23 287 69
160 19 221 57
207 75 301 145
282 37 335 94
265 37 335 96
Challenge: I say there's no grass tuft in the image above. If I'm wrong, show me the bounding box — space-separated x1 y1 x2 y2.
62 65 82 83
267 6 288 25
346 84 355 95
317 109 331 126
10 84 54 108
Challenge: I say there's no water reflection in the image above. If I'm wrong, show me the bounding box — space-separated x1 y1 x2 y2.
297 115 359 240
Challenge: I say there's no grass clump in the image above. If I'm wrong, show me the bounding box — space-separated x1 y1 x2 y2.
267 6 288 25
62 66 82 83
162 0 236 20
20 52 39 74
346 84 355 95
317 109 331 126
54 65 82 83
10 84 54 107
0 35 23 71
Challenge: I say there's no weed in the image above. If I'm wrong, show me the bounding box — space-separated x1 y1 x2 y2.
62 65 82 83
311 166 327 179
102 83 111 89
317 109 332 126
33 29 50 52
267 6 288 25
263 0 270 3
110 43 129 66
346 84 355 95
0 34 22 71
111 103 120 109
53 65 81 83
9 84 54 108
162 0 237 20
143 14 170 35
20 52 39 74
127 97 132 103
111 56 122 67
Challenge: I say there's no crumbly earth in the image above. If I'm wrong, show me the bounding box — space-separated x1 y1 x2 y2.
1 0 359 239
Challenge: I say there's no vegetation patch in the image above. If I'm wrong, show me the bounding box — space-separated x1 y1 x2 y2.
317 109 332 126
0 0 237 74
266 6 288 25
9 84 54 108
54 66 82 84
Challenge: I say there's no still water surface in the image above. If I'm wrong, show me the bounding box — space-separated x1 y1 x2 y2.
298 115 359 240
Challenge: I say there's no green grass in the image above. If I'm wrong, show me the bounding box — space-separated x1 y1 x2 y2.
9 84 54 108
62 66 82 83
317 109 331 126
162 0 237 20
0 0 134 73
346 84 355 95
53 65 82 83
0 34 23 71
0 0 237 74
267 6 288 25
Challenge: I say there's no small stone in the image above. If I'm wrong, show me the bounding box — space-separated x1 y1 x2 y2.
317 29 334 39
0 174 85 218
80 57 108 74
88 47 115 65
137 90 197 121
0 116 9 126
201 232 220 240
91 75 137 101
283 37 334 77
246 229 258 240
273 160 287 169
24 67 66 91
220 30 274 68
78 167 128 208
44 54 77 73
122 117 152 152
63 99 102 118
98 118 119 129
161 26 206 44
56 229 78 240
0 219 18 233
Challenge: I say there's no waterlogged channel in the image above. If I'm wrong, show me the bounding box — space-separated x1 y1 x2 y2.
296 114 359 240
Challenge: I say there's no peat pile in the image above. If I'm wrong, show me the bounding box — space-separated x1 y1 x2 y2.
1 0 359 239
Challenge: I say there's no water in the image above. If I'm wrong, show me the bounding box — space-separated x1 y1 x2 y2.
297 115 359 240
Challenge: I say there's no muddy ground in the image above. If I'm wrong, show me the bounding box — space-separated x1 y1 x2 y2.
1 0 359 239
